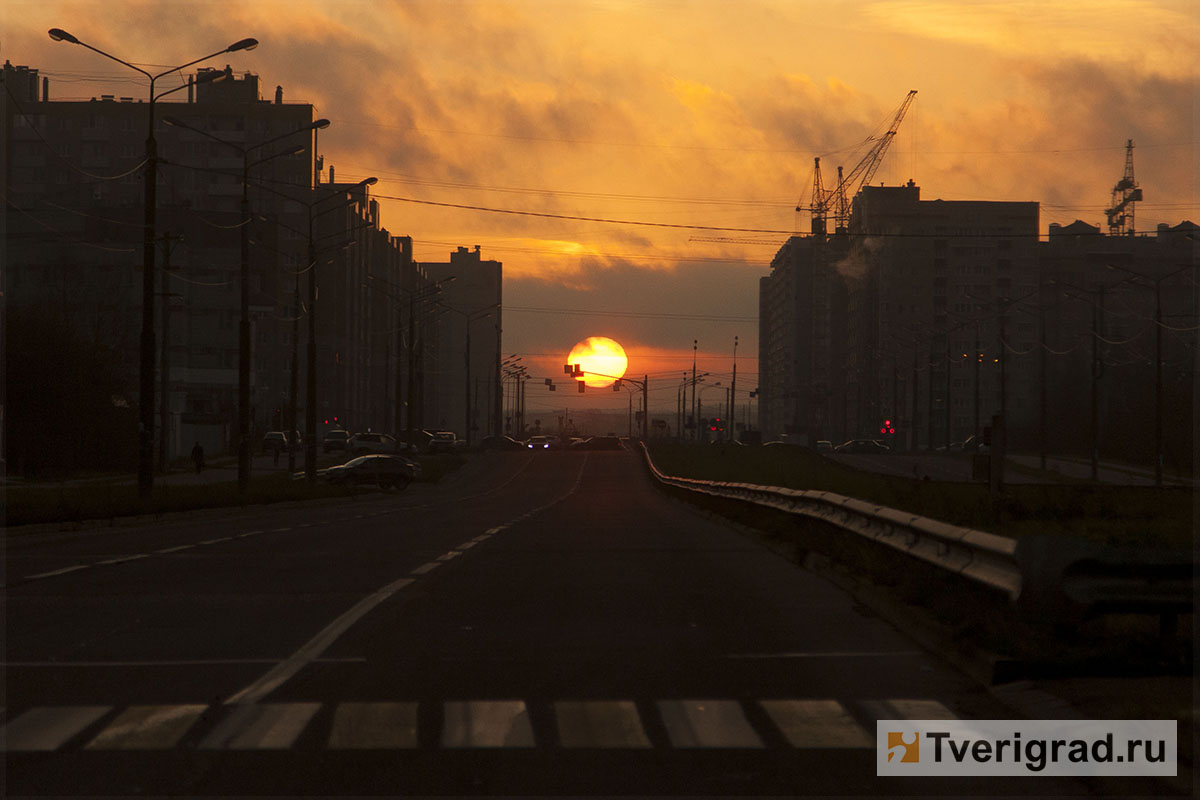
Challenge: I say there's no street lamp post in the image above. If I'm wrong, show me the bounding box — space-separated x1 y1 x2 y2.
49 28 257 497
162 116 328 494
691 340 698 442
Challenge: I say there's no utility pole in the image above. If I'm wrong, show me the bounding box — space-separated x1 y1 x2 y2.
157 231 182 473
691 339 698 442
1090 285 1106 481
729 335 738 443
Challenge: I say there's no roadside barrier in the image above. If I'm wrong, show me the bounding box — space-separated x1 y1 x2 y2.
640 444 1193 631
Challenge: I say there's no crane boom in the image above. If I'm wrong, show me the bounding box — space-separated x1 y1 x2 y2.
831 89 917 230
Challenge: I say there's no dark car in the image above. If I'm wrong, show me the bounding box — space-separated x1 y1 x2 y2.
481 435 525 451
322 429 351 453
834 439 891 454
349 432 396 455
578 435 623 451
320 454 420 490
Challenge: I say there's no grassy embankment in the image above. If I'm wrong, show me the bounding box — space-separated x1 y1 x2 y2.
647 442 1192 550
3 453 466 529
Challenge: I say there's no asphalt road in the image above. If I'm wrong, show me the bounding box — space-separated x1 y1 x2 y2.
3 449 1111 795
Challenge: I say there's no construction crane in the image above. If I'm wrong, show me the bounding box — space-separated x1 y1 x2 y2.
795 89 917 235
1104 139 1142 236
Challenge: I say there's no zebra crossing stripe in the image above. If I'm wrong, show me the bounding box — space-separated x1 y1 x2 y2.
328 702 418 749
759 699 872 749
657 700 764 749
85 704 207 750
860 698 957 721
555 700 651 748
442 701 535 748
1 706 111 751
199 703 320 750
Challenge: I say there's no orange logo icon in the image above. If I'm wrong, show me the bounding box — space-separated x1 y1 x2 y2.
887 731 919 763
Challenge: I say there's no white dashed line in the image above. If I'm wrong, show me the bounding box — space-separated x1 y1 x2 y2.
410 562 440 575
155 545 196 554
435 551 462 562
97 554 149 565
457 541 478 550
199 537 232 545
25 565 89 580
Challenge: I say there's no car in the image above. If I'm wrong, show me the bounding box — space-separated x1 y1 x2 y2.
577 435 623 450
426 430 457 454
834 439 891 454
815 440 834 452
481 435 525 451
262 431 289 453
526 435 553 451
320 454 420 490
322 429 351 453
349 432 396 455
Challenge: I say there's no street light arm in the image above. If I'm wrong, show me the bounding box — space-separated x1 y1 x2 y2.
151 39 259 82
49 29 152 79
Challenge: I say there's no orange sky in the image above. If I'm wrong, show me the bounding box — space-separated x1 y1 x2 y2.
8 0 1197 412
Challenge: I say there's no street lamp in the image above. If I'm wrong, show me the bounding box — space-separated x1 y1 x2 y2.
163 116 328 494
1105 263 1194 486
435 302 498 447
50 27 257 498
306 177 377 482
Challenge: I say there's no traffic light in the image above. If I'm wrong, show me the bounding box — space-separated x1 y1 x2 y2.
578 381 585 393
613 379 622 391
880 418 895 435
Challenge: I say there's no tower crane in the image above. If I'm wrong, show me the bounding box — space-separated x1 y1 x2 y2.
1104 139 1142 236
795 89 917 235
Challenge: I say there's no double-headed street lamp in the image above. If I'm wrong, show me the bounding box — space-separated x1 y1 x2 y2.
50 27 258 497
162 115 329 494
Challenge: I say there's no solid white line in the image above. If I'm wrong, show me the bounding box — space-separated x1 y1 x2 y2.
155 544 196 554
270 527 290 532
199 537 232 545
484 526 506 534
24 565 89 580
725 651 922 659
458 541 478 550
200 702 320 749
223 578 415 705
410 562 440 575
1 658 367 667
435 551 462 561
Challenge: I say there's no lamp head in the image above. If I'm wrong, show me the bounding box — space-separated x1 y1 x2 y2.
312 118 331 130
48 28 79 44
228 38 258 52
361 177 379 187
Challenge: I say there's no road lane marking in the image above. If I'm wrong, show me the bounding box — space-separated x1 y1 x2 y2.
484 526 506 534
97 554 149 565
155 545 196 554
860 698 957 720
1 658 366 667
726 650 922 659
84 704 207 750
458 541 478 549
759 699 872 748
223 578 415 706
556 701 651 748
435 551 462 561
411 562 440 575
270 527 291 532
657 700 764 749
199 537 233 545
199 703 320 749
328 702 418 749
24 565 90 580
1 706 111 751
442 701 535 748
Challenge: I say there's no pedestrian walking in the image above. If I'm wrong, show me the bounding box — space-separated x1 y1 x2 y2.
191 441 205 474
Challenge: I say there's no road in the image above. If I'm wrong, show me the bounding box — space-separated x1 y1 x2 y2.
3 449 1108 795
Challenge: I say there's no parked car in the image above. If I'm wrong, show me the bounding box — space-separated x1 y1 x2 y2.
834 439 891 454
426 430 458 454
322 429 352 453
320 454 420 490
349 432 396 455
526 435 553 451
262 431 289 453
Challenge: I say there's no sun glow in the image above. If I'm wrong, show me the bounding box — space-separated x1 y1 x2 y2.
567 337 628 388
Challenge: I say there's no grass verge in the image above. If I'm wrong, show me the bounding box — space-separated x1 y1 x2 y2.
3 453 468 528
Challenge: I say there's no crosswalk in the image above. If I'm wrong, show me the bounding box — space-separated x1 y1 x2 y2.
0 697 956 753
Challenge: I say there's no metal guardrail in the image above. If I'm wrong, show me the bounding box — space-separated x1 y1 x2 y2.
641 444 1195 626
640 442 1022 601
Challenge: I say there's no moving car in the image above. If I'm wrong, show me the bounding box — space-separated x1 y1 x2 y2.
349 432 396 455
322 429 352 453
526 435 553 451
426 430 458 454
262 431 289 453
834 439 891 454
321 454 420 490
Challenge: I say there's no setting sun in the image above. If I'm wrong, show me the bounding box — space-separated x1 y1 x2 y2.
567 337 628 388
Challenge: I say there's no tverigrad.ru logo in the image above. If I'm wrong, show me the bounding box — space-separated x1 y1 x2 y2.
876 720 1176 777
